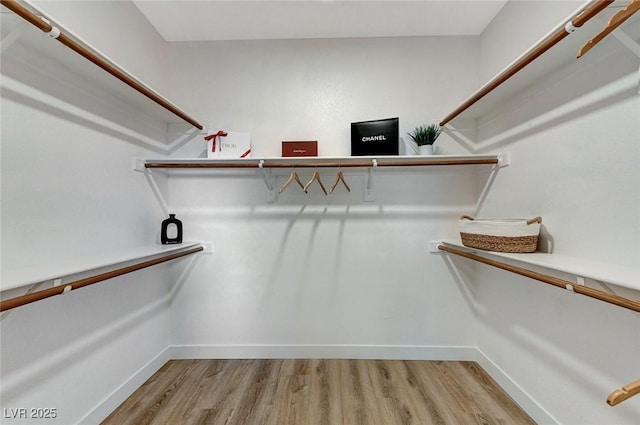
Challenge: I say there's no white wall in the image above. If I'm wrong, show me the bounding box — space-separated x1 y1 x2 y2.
166 36 480 156
1 2 177 424
466 2 640 424
29 0 169 92
479 1 583 83
2 1 638 424
165 36 484 358
167 168 486 358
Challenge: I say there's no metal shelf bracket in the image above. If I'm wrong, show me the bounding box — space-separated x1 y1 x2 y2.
364 159 377 202
259 160 277 203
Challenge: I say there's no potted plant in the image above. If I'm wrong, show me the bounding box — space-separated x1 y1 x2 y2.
407 123 442 155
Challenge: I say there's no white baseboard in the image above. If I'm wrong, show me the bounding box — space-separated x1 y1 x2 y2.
78 347 171 425
168 344 478 360
474 348 559 425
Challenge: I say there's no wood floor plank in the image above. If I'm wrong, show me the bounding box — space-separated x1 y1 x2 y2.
304 359 325 425
339 359 364 425
224 359 281 425
369 360 418 425
151 360 219 424
107 360 190 422
405 360 477 424
194 359 258 425
356 360 387 425
260 360 303 425
426 361 478 420
101 359 535 425
113 359 205 425
394 360 449 425
458 361 537 425
304 359 337 425
183 360 235 424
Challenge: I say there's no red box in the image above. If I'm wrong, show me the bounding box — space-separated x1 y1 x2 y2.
282 141 318 157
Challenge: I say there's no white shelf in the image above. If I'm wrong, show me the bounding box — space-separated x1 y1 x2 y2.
1 242 202 293
1 3 203 134
443 1 640 130
440 241 640 293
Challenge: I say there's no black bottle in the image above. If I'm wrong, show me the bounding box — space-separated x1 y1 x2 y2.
161 214 183 244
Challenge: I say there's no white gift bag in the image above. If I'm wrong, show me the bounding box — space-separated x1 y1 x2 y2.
205 131 251 159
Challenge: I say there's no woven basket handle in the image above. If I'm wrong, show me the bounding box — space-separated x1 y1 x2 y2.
460 215 541 224
526 216 542 225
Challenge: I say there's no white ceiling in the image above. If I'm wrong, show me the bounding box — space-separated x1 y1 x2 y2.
132 1 509 42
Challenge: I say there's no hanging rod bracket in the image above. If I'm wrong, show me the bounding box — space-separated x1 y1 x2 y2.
201 242 214 255
46 25 60 39
40 17 60 39
429 241 443 254
132 158 148 173
497 152 511 168
564 21 578 34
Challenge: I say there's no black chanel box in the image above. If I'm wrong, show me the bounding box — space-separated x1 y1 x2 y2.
351 117 399 156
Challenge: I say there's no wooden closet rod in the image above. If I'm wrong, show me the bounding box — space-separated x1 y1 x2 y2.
0 246 203 312
439 0 614 126
438 244 640 314
144 158 499 169
0 0 204 130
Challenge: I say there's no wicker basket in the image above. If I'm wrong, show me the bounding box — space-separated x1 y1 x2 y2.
458 215 542 253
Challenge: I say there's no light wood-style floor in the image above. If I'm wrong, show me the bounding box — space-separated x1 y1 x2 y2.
101 359 536 425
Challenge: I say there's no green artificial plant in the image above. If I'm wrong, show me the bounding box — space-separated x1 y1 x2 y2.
407 123 442 146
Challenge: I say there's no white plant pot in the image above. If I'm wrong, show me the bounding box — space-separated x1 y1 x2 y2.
401 138 419 156
418 145 434 155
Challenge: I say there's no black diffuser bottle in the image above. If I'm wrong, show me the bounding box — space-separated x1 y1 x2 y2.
161 214 183 244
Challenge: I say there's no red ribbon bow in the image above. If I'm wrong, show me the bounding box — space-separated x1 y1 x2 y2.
204 130 228 152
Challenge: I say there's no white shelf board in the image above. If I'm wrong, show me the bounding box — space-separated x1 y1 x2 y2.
446 1 640 124
440 241 640 293
0 9 202 134
1 242 202 293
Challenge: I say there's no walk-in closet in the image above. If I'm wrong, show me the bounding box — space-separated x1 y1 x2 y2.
1 0 639 424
